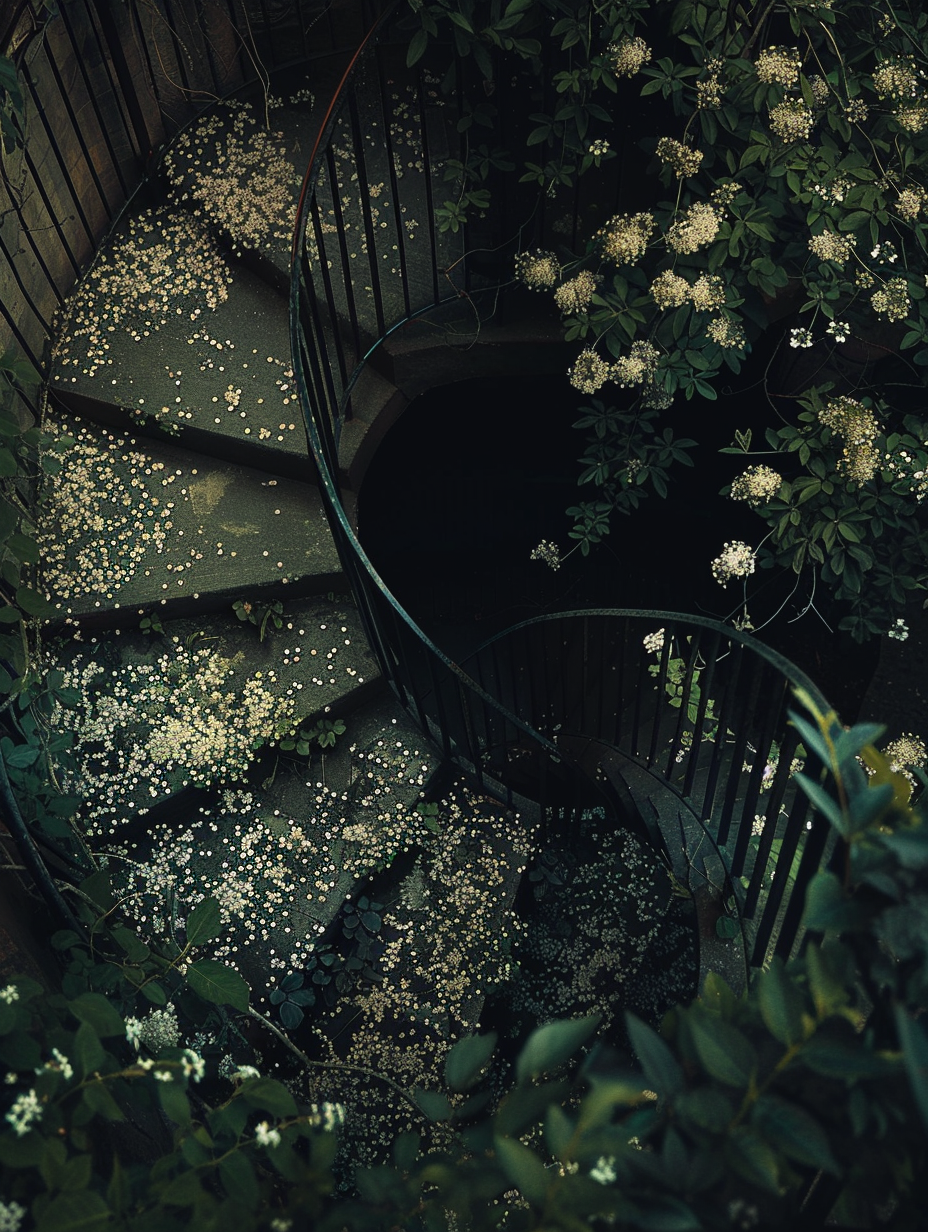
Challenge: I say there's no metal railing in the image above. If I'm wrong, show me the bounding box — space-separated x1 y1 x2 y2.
290 9 841 972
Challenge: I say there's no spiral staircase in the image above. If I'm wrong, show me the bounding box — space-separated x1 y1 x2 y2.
0 0 840 1045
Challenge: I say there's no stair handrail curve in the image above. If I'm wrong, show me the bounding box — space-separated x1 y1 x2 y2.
288 11 843 970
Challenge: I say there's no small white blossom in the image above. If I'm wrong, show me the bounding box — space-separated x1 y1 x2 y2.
41 1049 73 1081
255 1120 282 1148
888 618 909 641
180 1049 205 1082
789 326 814 348
590 1155 618 1184
230 1064 261 1083
711 541 756 585
0 1200 27 1232
826 320 850 343
124 1017 142 1051
153 1069 174 1083
642 628 665 654
5 1089 43 1136
0 986 19 1005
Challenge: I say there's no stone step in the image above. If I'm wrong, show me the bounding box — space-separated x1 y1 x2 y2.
47 598 381 842
37 413 341 624
48 205 312 479
95 693 442 994
158 57 352 290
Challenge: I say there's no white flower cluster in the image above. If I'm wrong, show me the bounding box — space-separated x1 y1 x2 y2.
596 212 655 264
808 231 855 264
769 99 814 142
530 540 561 571
554 270 599 315
888 619 910 641
0 986 19 1004
706 317 746 349
655 137 704 178
608 36 651 77
255 1120 282 1148
871 276 911 322
755 46 801 87
136 1006 181 1054
729 465 782 507
0 1201 27 1232
5 1089 42 1137
711 541 756 585
642 628 665 654
568 348 612 394
514 250 559 290
665 202 720 254
53 644 299 836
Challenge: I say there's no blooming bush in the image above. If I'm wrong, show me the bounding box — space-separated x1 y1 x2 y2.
408 0 928 637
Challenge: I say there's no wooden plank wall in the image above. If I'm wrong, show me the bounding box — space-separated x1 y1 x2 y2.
0 0 387 412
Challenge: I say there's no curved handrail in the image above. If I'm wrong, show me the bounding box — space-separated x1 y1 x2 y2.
288 15 840 969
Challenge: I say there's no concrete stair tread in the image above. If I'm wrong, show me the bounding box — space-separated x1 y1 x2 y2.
49 204 310 475
47 599 381 838
38 413 341 621
95 694 442 989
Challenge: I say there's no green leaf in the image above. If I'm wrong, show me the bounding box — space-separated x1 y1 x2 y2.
516 1015 600 1084
81 1081 125 1122
185 896 222 946
186 960 249 1011
805 943 850 1018
895 1004 928 1132
157 1076 191 1126
802 871 863 934
757 959 804 1046
5 531 39 564
792 773 845 831
68 993 127 1037
494 1135 550 1206
752 1095 840 1174
688 1013 756 1088
75 1020 105 1078
33 1191 111 1232
0 497 16 542
625 1012 683 1097
241 1077 298 1118
725 1126 782 1194
445 1030 497 1093
675 1087 734 1133
219 1152 259 1208
414 1087 453 1122
14 586 54 618
407 28 428 66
